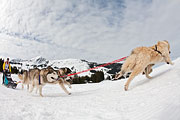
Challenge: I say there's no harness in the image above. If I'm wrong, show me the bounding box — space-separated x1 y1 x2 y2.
39 74 41 85
38 72 59 84
39 71 51 85
56 75 67 81
153 45 162 55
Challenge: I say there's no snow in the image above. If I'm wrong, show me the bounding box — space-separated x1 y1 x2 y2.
0 58 180 120
49 59 91 76
10 56 111 77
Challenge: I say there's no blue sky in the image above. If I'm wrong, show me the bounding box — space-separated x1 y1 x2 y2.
0 0 179 62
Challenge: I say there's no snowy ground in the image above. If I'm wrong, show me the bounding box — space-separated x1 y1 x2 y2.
0 58 180 120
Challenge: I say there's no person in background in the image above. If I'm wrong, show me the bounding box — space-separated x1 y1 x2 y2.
2 58 11 84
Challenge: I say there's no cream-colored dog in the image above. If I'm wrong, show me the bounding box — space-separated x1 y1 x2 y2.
115 40 173 91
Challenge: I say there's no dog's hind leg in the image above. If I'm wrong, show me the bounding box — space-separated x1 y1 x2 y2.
38 85 43 97
29 84 35 93
124 67 144 91
59 82 71 95
114 70 125 80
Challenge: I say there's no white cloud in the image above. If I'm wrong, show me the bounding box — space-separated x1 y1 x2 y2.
0 0 179 62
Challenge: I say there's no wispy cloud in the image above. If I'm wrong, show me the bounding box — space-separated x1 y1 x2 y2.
0 0 179 62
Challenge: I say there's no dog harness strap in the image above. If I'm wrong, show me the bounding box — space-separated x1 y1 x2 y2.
39 74 41 85
154 45 162 55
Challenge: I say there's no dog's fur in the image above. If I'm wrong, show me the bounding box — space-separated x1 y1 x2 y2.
18 68 40 90
115 40 173 91
18 67 72 97
18 70 29 90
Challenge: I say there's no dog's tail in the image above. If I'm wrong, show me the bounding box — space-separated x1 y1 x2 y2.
122 54 136 72
114 55 136 80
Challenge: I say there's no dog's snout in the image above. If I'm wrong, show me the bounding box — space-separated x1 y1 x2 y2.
169 51 171 54
167 62 169 64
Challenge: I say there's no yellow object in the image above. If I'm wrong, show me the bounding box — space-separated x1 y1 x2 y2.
3 62 11 72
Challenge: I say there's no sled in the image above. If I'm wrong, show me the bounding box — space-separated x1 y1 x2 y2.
3 72 18 89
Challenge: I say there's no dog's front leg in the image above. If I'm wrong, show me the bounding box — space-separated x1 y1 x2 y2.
145 64 153 79
145 69 152 79
27 84 29 90
64 80 72 89
59 82 71 95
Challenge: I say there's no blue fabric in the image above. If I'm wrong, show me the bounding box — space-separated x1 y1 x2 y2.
39 74 41 85
4 76 8 85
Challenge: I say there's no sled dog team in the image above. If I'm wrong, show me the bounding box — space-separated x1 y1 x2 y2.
18 40 173 96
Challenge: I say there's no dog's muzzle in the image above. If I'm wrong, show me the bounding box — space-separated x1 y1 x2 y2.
167 62 170 64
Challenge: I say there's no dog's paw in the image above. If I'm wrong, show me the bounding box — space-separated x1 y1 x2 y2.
40 94 44 97
146 75 153 79
124 85 128 91
171 62 174 65
112 79 117 81
148 76 153 79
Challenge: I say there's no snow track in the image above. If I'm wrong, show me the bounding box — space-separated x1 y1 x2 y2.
0 58 180 120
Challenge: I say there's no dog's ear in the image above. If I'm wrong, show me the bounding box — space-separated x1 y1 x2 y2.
66 68 72 74
159 40 169 46
65 68 67 73
58 69 64 76
157 40 167 47
163 40 170 50
157 41 161 46
163 40 169 44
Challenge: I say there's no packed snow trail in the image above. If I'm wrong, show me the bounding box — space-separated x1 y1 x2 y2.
0 58 180 120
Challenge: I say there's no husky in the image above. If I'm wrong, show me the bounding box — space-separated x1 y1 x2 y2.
115 40 173 91
28 67 72 97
